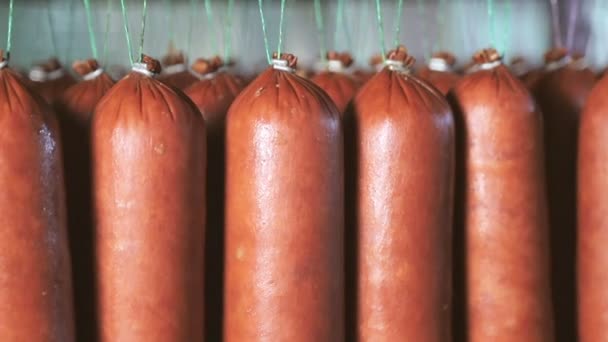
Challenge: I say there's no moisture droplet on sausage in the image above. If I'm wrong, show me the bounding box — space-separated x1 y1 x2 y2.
254 87 265 97
154 143 166 155
236 246 245 260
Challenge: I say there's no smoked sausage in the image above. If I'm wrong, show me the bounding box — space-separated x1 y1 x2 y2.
577 70 608 342
27 58 76 104
92 55 205 341
158 49 197 90
311 51 358 113
0 51 75 341
510 56 544 90
184 56 243 342
224 53 344 341
449 48 554 341
533 47 595 342
416 51 461 94
349 46 454 341
54 59 114 342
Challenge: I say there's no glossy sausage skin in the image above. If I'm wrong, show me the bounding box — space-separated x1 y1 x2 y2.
578 73 608 342
224 66 344 341
533 64 595 342
0 67 75 341
93 71 206 341
349 67 454 341
450 63 554 341
184 71 242 341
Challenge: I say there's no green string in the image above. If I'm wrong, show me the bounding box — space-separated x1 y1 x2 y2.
45 0 59 58
393 0 403 49
224 0 235 61
83 0 98 59
204 0 219 57
138 0 148 61
6 0 14 56
187 0 197 58
374 0 386 61
102 0 112 65
119 0 134 65
313 0 326 63
487 0 495 49
257 0 270 63
277 0 287 56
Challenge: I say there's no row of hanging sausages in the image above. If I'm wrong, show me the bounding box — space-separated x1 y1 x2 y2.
0 43 605 341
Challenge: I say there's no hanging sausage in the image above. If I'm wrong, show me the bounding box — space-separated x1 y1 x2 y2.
348 46 454 341
158 48 198 90
450 48 554 341
92 55 205 341
510 56 543 89
0 51 75 341
27 58 76 104
311 51 358 113
416 51 461 94
578 64 608 342
533 46 595 342
183 56 243 341
224 52 344 341
54 58 114 342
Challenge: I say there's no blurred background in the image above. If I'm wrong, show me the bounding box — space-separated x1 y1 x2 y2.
0 0 605 72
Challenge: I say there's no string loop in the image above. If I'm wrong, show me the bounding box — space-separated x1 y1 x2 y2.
258 0 288 65
119 0 148 65
83 0 98 59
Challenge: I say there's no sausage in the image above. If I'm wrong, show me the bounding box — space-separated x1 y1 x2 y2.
0 52 75 341
311 51 358 113
510 56 544 90
183 56 243 341
224 53 343 341
347 46 454 341
27 58 76 104
54 59 114 342
416 51 461 94
449 48 554 341
158 49 198 90
577 70 608 342
92 55 205 341
533 47 595 342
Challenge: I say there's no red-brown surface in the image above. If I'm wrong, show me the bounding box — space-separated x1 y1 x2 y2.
533 48 596 342
417 51 461 94
184 56 243 342
224 53 344 341
0 53 75 341
311 51 358 113
578 72 608 342
92 56 206 341
348 46 454 341
54 59 114 342
27 58 76 104
450 48 554 341
158 50 197 90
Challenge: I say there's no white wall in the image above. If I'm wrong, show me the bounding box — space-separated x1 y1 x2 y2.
0 0 597 73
